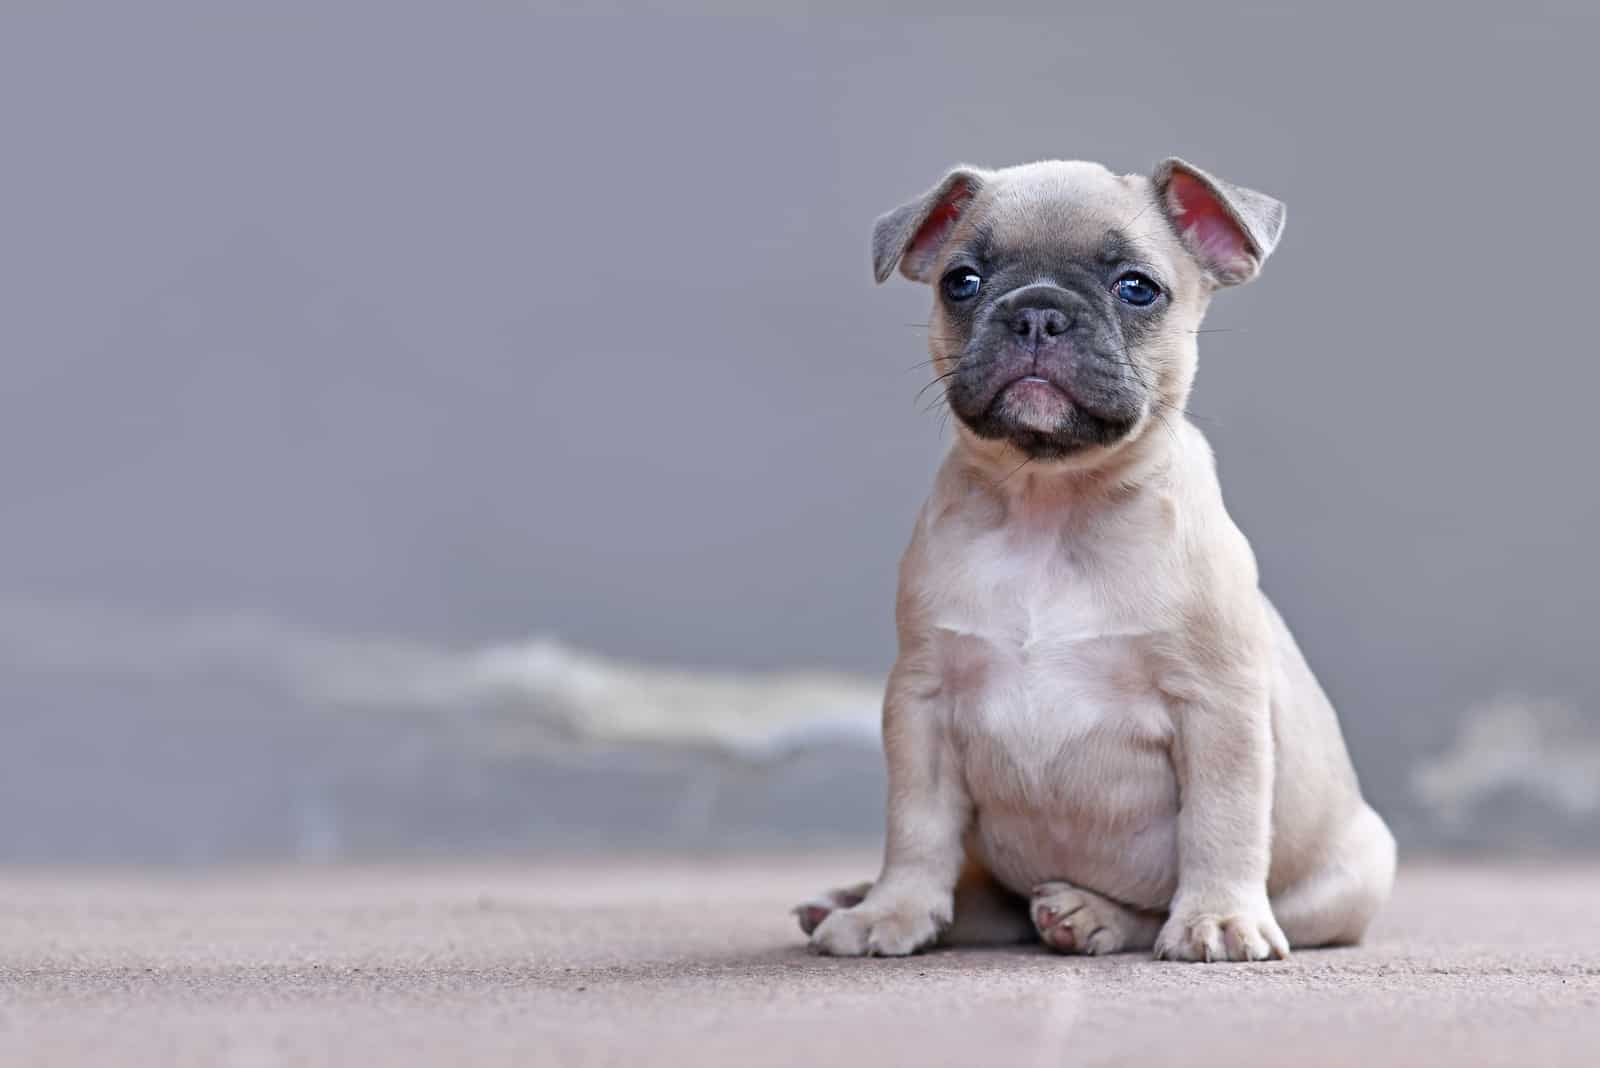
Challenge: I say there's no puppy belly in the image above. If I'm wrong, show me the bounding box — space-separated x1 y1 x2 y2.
948 657 1182 908
936 628 1183 910
972 801 1179 912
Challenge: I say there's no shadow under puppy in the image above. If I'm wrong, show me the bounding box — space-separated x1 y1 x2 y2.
796 158 1394 962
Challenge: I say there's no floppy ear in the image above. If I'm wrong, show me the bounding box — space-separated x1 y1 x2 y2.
1153 157 1286 286
871 167 988 284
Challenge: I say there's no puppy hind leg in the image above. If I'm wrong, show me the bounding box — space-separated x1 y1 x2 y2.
1271 803 1397 949
1031 882 1164 956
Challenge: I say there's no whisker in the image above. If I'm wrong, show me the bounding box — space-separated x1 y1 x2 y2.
913 368 964 407
1105 343 1215 435
1122 201 1154 228
997 455 1033 486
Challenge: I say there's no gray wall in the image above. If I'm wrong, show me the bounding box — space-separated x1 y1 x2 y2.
3 5 1597 861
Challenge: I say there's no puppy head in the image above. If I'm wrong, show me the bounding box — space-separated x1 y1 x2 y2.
874 158 1284 466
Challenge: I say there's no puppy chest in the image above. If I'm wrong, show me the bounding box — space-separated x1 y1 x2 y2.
921 522 1177 803
937 626 1173 789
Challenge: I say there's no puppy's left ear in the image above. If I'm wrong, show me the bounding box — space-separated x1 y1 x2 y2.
1153 158 1286 286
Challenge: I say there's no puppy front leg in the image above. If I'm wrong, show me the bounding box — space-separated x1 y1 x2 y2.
810 666 967 957
1155 679 1290 963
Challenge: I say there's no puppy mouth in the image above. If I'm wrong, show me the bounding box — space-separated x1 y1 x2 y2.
957 371 1139 459
995 375 1076 432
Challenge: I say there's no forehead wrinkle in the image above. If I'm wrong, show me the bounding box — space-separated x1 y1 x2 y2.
987 202 1134 266
965 219 996 262
1098 228 1130 265
988 228 1116 271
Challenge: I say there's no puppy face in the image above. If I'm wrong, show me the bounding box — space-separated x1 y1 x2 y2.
874 159 1285 465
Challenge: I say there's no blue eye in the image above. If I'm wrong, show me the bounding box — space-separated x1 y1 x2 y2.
941 269 982 302
1113 272 1161 307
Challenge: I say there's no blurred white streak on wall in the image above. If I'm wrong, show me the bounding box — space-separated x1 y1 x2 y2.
0 596 883 760
1412 695 1600 826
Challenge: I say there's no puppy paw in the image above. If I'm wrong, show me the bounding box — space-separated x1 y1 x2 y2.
792 881 872 935
808 891 949 957
1029 882 1134 956
1154 895 1289 963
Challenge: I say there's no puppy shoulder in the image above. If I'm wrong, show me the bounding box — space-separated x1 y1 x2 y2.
1167 422 1254 576
1149 424 1270 678
894 458 967 634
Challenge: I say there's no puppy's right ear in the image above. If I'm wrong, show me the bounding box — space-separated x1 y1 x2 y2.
871 167 987 284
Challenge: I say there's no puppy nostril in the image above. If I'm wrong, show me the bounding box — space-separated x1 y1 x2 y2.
1008 305 1072 341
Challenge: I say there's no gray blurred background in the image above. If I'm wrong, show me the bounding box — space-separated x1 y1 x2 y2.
3 5 1596 864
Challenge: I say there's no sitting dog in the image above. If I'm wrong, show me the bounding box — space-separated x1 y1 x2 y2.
795 157 1394 962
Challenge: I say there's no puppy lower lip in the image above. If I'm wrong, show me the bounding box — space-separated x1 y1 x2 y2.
1003 374 1071 400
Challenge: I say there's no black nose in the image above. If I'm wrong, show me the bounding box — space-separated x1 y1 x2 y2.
1001 284 1084 343
1010 306 1071 340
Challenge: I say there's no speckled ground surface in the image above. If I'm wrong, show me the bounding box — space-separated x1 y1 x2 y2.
3 854 1597 1067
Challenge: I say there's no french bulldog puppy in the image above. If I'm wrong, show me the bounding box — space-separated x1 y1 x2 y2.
795 158 1394 962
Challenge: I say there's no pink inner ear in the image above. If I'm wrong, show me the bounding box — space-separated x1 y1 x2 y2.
904 179 976 277
1166 171 1254 279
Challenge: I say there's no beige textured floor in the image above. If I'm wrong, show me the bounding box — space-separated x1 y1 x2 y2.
2 854 1598 1067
